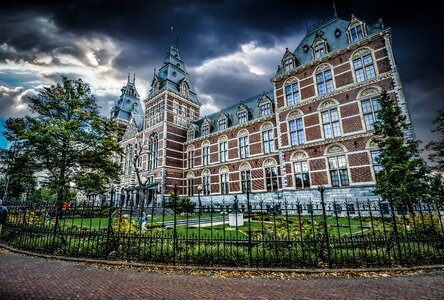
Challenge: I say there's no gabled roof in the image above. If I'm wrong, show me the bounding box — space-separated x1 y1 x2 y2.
192 90 274 138
275 16 385 77
148 45 199 103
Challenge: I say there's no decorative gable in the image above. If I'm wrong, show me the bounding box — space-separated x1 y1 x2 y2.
346 15 367 43
312 35 329 59
282 48 296 72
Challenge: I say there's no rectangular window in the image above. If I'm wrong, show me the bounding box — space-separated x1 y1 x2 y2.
220 173 229 195
371 150 383 174
219 141 228 162
187 178 194 196
238 111 247 124
203 145 209 166
239 136 249 159
316 70 334 96
187 150 194 169
328 155 349 187
289 118 305 146
322 108 341 139
353 54 376 83
187 130 194 141
285 83 300 106
202 125 209 136
262 129 275 154
351 25 363 42
294 161 310 189
173 101 178 124
314 43 325 59
219 118 227 130
189 108 195 121
241 170 251 193
203 175 211 195
362 98 381 131
265 166 278 192
260 103 271 117
181 104 187 117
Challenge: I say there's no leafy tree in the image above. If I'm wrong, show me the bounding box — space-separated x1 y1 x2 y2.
426 110 444 172
2 77 122 201
373 91 430 206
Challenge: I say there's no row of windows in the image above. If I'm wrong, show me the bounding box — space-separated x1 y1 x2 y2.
173 101 196 127
284 50 377 107
188 97 381 168
145 100 164 128
186 150 381 195
123 133 159 175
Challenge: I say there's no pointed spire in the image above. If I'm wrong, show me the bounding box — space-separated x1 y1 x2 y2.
133 73 136 84
333 0 337 18
127 66 131 83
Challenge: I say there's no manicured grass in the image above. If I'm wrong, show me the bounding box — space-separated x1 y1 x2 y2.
68 217 110 228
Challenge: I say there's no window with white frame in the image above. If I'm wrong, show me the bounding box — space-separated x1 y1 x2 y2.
285 81 300 106
173 101 178 124
187 130 195 141
260 102 271 117
284 57 293 72
371 150 383 174
316 67 334 95
125 145 132 175
362 97 381 131
353 50 376 83
201 124 209 136
220 172 229 195
262 128 274 154
147 133 158 171
241 169 251 192
322 108 341 138
265 165 278 192
181 104 187 118
187 149 194 169
313 42 326 59
289 117 304 146
328 155 349 186
294 161 310 189
350 24 364 42
219 140 228 162
189 108 195 121
239 135 249 159
202 143 210 166
238 110 248 124
219 118 227 130
202 171 211 195
187 177 194 196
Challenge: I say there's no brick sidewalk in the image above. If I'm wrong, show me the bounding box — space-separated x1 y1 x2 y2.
0 250 443 299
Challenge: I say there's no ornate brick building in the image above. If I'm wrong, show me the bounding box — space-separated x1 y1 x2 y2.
112 15 414 205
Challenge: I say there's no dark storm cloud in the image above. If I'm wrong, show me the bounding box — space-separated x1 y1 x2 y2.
1 0 443 154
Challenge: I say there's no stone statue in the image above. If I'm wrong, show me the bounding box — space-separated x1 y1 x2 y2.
232 195 240 213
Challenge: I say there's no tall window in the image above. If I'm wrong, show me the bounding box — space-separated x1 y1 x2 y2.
219 140 228 162
147 133 158 171
124 144 132 175
294 161 310 189
265 166 278 192
187 149 194 169
220 173 229 195
316 68 334 95
203 172 211 195
173 101 178 124
219 118 227 130
238 110 247 124
322 108 341 138
187 130 195 141
262 128 274 154
328 155 349 186
289 118 304 146
239 136 249 159
362 97 381 131
285 81 300 106
350 25 364 42
371 150 383 174
314 42 326 59
260 102 271 117
189 108 195 121
284 58 293 72
353 52 376 82
181 104 187 118
187 177 194 196
241 170 251 192
202 125 209 136
202 143 210 166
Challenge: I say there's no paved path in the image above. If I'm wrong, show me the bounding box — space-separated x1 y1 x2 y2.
1 250 443 299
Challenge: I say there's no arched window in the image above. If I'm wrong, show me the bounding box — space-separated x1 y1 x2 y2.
287 110 304 146
124 144 133 175
315 65 334 96
352 48 376 83
202 141 210 166
202 170 211 195
290 151 310 189
326 145 349 187
261 123 275 154
147 133 158 171
240 163 251 193
264 159 278 192
219 136 228 163
187 172 194 196
285 78 300 106
238 130 250 159
220 167 229 195
187 146 194 169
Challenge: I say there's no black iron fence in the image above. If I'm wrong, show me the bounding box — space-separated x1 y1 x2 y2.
1 194 444 268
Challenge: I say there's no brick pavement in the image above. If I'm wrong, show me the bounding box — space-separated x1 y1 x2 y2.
0 250 443 299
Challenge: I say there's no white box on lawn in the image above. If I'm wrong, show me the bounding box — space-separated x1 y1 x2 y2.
229 213 244 227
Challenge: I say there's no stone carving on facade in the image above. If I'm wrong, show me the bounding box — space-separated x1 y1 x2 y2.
319 99 338 110
327 144 345 154
264 158 277 167
287 109 303 120
359 86 380 98
290 151 308 161
239 163 251 171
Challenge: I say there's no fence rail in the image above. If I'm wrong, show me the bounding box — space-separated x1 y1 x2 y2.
1 195 444 268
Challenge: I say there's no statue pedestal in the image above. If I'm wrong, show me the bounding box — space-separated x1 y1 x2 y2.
229 213 244 227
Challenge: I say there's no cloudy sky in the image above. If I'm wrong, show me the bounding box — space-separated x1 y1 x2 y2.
0 0 442 158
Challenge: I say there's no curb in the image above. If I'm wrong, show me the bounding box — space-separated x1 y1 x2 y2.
1 243 444 274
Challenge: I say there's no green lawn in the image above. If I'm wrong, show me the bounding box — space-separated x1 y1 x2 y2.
67 217 110 228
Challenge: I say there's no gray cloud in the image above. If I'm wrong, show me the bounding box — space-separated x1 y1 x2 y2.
0 86 35 119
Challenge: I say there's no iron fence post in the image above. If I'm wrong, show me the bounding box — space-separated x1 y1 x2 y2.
173 184 178 265
388 193 403 264
106 185 114 257
318 185 332 268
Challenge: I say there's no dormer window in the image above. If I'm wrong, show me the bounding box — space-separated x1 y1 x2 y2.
350 25 363 42
312 37 328 60
187 129 195 141
260 103 271 117
347 16 367 43
181 81 190 97
219 118 227 130
284 58 293 71
202 124 210 136
281 48 296 72
237 105 249 124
